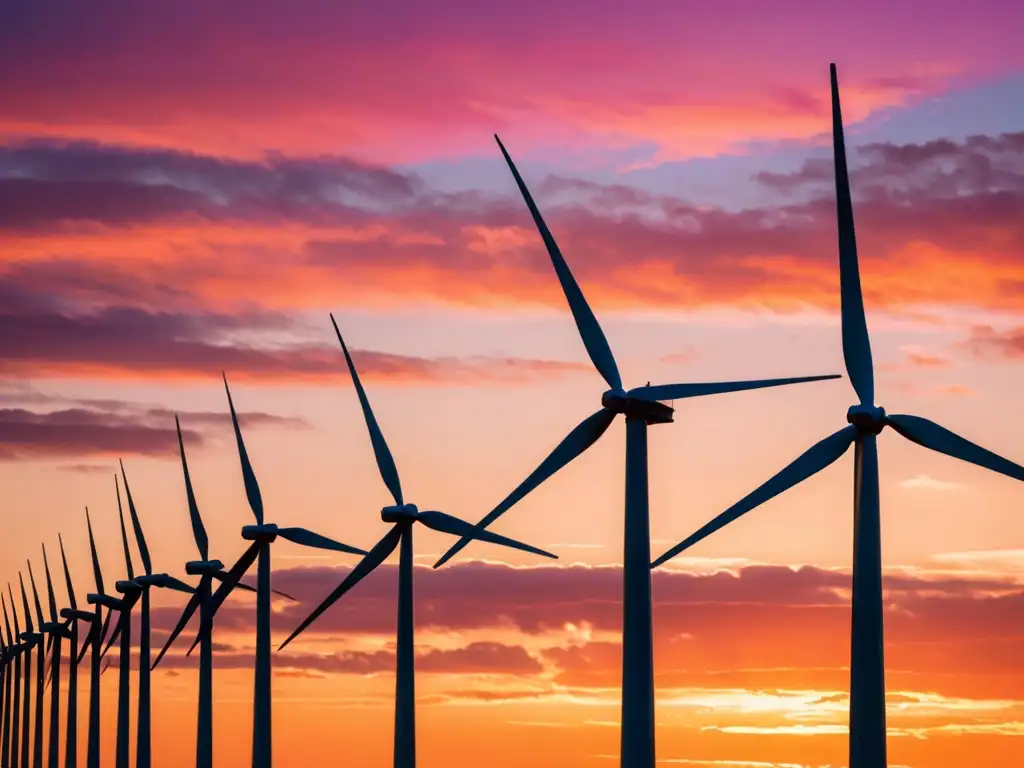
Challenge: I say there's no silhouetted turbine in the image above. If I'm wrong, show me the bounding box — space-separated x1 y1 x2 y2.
2 592 20 768
25 563 49 768
197 375 366 768
94 461 194 768
82 508 114 768
279 317 557 768
0 600 9 768
652 64 1024 768
18 573 37 768
38 546 71 768
433 137 841 768
6 587 24 768
154 417 287 768
57 533 88 768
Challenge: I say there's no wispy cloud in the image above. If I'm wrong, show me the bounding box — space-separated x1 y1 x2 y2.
897 474 965 492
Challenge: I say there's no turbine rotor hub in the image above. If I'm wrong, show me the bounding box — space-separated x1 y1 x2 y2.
18 631 42 644
185 559 225 576
241 523 279 543
847 404 888 435
381 503 419 523
601 388 674 425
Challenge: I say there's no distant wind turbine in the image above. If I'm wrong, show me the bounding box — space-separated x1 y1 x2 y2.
57 533 90 768
26 563 47 768
278 317 558 768
652 64 1024 768
38 546 71 768
5 586 23 768
2 592 19 768
152 417 286 768
18 573 38 768
201 374 368 768
95 461 194 768
433 136 842 768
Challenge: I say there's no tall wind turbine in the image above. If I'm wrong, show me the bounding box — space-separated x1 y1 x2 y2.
18 573 38 768
5 586 22 768
57 533 90 768
38 546 70 768
153 417 282 768
202 374 367 768
82 509 113 768
652 63 1024 768
98 460 194 768
2 592 18 768
278 317 558 768
26 563 47 768
433 137 842 768
92 478 146 768
0 598 8 768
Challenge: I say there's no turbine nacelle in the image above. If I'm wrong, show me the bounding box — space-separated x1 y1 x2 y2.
60 608 94 622
381 503 419 523
241 523 280 543
847 404 888 435
602 388 675 425
185 559 225 576
115 579 143 597
39 621 65 633
18 631 42 645
87 593 123 610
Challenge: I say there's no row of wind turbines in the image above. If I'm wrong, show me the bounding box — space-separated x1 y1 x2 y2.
2 65 1022 768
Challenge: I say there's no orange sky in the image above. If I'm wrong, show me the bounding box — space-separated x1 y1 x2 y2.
1 2 1023 766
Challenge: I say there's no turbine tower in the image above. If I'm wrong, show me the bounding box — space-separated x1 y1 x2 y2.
6 586 23 768
39 546 71 768
278 317 558 768
199 374 367 768
0 604 8 768
26 563 47 768
652 63 1024 768
433 137 841 768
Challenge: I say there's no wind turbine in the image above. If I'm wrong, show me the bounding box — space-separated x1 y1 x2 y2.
278 316 558 768
95 461 194 768
2 592 19 768
5 587 23 768
57 533 90 768
433 137 842 768
18 573 38 768
196 374 368 768
38 546 71 768
91 478 146 768
652 63 1024 768
0 602 7 768
26 563 49 768
81 508 113 768
152 417 295 768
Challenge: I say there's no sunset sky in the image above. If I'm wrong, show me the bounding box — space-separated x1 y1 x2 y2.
2 1 1024 766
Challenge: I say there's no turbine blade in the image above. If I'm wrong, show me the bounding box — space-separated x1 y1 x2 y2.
210 570 296 601
223 374 264 524
276 527 368 556
329 314 404 506
652 425 858 568
42 545 58 624
28 562 44 627
58 533 77 610
120 459 153 576
2 591 13 644
434 407 616 568
494 135 622 391
8 582 21 636
631 374 841 402
115 475 135 580
279 524 403 650
101 617 122 659
20 571 33 632
86 507 104 593
176 416 209 560
151 590 202 670
418 511 557 560
830 63 874 406
887 414 1024 481
207 542 262 619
